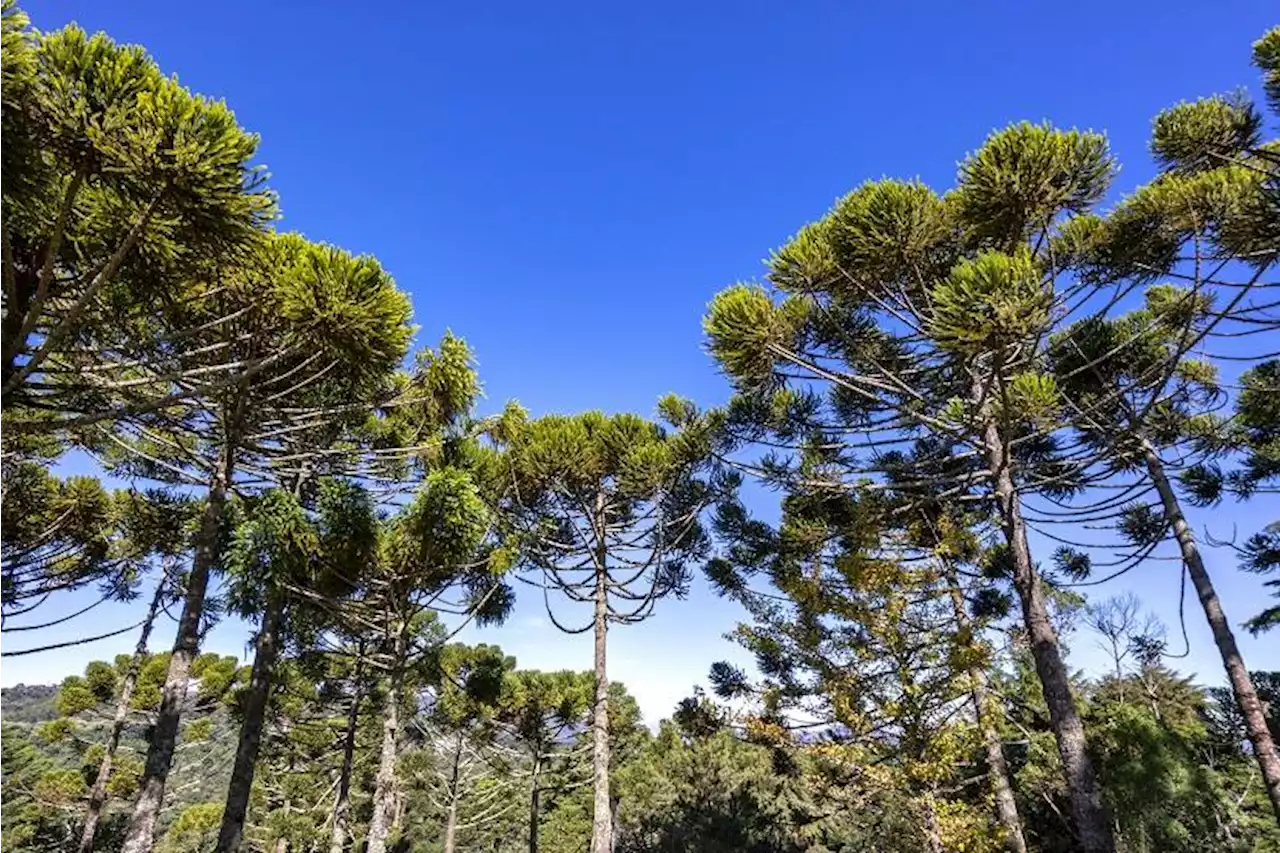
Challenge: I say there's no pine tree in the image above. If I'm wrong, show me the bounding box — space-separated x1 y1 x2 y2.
360 469 516 853
1 7 275 435
118 233 414 853
213 481 379 853
500 404 718 853
496 669 594 853
704 124 1123 851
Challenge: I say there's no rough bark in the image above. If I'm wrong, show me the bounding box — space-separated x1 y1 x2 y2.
982 415 1114 853
590 565 612 853
944 575 1027 853
443 732 463 853
366 626 406 853
215 594 285 852
77 577 167 853
329 647 365 853
528 756 542 853
1144 445 1280 821
120 462 230 853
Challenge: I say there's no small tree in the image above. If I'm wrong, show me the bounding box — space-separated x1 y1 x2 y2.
213 481 378 853
360 467 516 853
501 404 717 853
497 669 594 853
400 642 515 853
77 490 196 853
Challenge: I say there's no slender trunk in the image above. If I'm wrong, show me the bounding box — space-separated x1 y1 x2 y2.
121 460 231 853
329 645 366 853
366 625 406 853
609 795 620 853
77 577 167 853
215 594 286 852
528 756 542 853
1144 444 1280 821
590 563 612 853
443 799 458 853
944 575 1027 853
443 732 463 853
982 414 1114 853
921 792 944 853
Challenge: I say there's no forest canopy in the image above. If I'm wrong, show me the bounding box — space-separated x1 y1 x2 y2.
2 3 1279 853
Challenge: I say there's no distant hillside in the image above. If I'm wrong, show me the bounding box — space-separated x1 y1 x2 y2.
0 683 58 722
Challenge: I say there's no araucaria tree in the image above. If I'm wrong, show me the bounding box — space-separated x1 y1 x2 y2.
501 405 717 853
705 125 1125 851
360 459 517 853
117 233 415 853
1042 37 1280 817
1 6 274 434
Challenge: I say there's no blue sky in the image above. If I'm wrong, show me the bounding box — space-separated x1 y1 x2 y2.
5 0 1278 722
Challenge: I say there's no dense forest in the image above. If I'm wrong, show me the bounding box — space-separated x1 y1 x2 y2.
2 2 1280 851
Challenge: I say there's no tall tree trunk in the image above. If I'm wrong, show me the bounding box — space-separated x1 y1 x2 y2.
590 565 612 853
366 626 406 853
528 756 542 853
1144 444 1280 821
329 646 365 853
982 415 1114 853
393 793 406 836
443 798 459 853
77 577 167 853
215 594 286 852
944 574 1027 853
121 460 231 853
443 732 463 853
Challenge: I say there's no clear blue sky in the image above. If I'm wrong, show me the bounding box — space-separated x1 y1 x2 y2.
5 0 1278 722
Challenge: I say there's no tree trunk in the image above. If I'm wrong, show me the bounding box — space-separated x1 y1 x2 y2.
590 566 612 853
329 646 365 853
982 415 1114 853
528 756 542 853
944 574 1027 853
215 594 285 852
121 464 230 853
1144 444 1280 821
78 577 167 853
442 730 463 853
366 626 406 853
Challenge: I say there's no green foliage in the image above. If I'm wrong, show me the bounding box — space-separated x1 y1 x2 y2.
55 675 98 717
191 652 241 704
34 767 87 805
929 249 1050 355
616 725 811 853
1 463 118 610
226 488 320 614
1239 523 1280 634
35 716 74 743
159 802 223 853
1233 360 1280 494
704 285 800 391
84 659 119 702
1151 94 1261 173
954 122 1114 245
1256 27 1280 113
